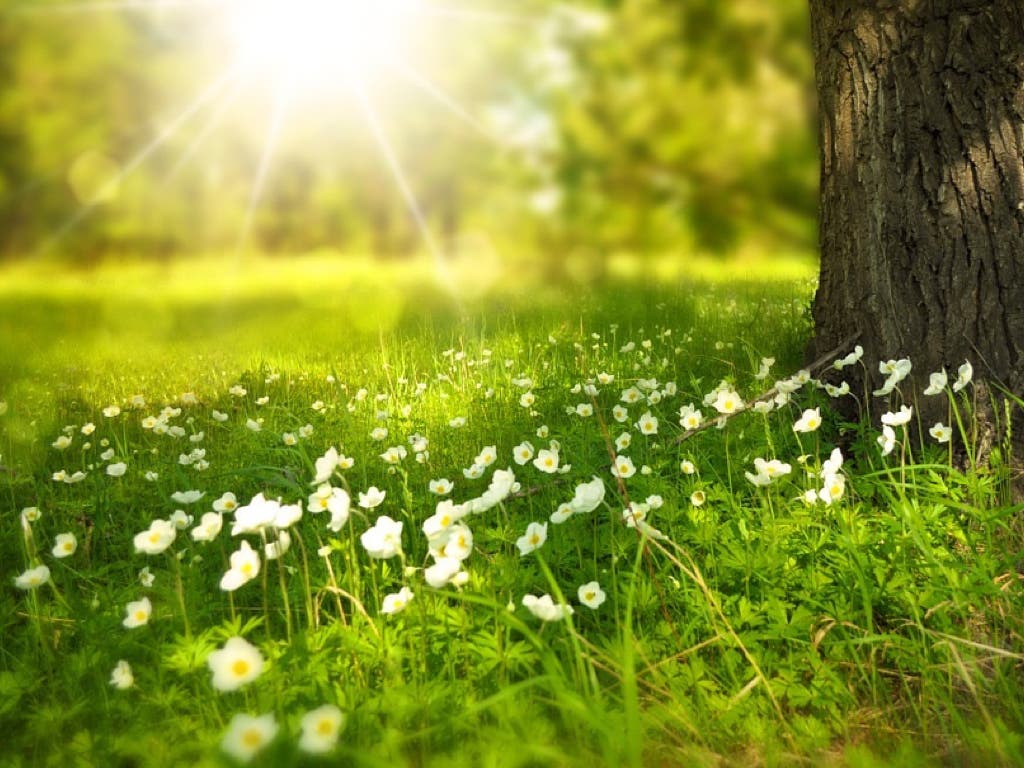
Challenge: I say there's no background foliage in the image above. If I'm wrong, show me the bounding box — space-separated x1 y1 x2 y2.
0 0 817 266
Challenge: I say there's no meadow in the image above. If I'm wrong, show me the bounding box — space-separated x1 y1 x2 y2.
2 253 1022 767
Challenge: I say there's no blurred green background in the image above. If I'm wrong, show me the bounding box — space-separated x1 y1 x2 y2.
0 0 818 274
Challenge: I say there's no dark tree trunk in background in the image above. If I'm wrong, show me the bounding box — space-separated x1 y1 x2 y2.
807 1 1024 421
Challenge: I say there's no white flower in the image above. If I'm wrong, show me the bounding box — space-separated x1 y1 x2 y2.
208 636 264 692
516 521 548 556
680 459 696 475
231 493 279 535
191 512 223 542
424 556 463 588
313 446 341 484
532 448 560 474
449 416 467 428
923 369 947 396
139 567 155 587
745 458 792 486
434 522 474 561
299 704 345 754
877 425 897 456
577 581 606 609
824 381 850 398
620 386 643 404
319 488 351 532
370 426 389 442
20 507 41 526
550 502 575 524
522 593 574 622
818 473 846 505
429 478 453 496
711 389 744 415
881 406 913 427
569 476 605 514
52 532 77 558
169 510 193 530
122 596 152 629
475 445 498 467
109 660 134 690
358 486 386 509
518 391 536 408
103 405 122 418
219 540 261 591
635 411 658 435
264 530 292 560
612 404 629 423
754 357 775 380
512 441 535 465
610 456 636 479
793 408 822 433
930 422 952 443
879 358 912 380
381 587 414 615
170 490 204 505
422 500 467 540
211 409 229 422
14 564 50 590
133 519 177 555
821 447 844 478
690 490 706 507
245 419 262 432
106 462 127 477
213 492 239 513
833 344 863 369
463 463 485 480
221 713 278 763
360 515 403 559
52 435 72 450
952 361 973 393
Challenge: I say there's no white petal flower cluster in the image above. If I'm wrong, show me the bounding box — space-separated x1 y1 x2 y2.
522 593 574 622
745 458 792 487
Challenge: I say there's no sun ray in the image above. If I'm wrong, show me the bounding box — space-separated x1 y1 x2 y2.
235 88 290 255
387 61 497 143
351 82 455 290
40 68 238 253
165 80 243 180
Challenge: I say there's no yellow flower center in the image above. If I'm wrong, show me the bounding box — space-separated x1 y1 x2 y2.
316 719 334 736
241 728 263 747
241 563 253 575
135 611 147 622
232 659 250 677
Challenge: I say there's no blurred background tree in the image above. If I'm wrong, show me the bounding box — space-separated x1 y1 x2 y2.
0 0 818 270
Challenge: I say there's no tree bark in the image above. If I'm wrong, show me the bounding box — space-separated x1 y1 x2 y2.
807 1 1024 425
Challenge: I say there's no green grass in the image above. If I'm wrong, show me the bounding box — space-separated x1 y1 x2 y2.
2 254 1022 767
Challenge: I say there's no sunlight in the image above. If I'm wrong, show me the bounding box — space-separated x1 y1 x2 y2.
227 0 423 92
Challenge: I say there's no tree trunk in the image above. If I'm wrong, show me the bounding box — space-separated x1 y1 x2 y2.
807 1 1024 428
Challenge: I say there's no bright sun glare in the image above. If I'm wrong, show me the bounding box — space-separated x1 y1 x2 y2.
228 0 423 91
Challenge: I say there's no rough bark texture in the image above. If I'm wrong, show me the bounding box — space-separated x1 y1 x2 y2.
808 1 1024 422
